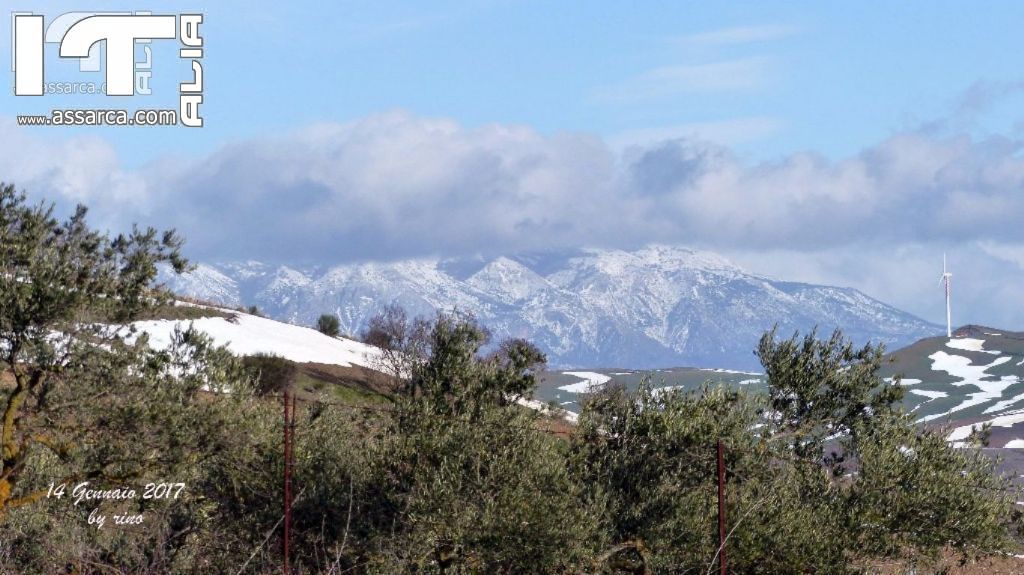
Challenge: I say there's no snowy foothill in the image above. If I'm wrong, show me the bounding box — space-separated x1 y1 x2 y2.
558 371 612 393
128 306 381 369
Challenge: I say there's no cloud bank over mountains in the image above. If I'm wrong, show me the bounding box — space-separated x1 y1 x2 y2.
4 110 1024 328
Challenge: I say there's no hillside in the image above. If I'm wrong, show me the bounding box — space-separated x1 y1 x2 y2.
880 325 1024 446
143 305 1024 449
127 303 394 403
159 245 941 370
116 305 1021 574
533 325 1024 447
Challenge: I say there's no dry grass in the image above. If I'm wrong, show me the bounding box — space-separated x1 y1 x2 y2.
133 303 233 322
868 551 1024 574
0 369 14 390
951 555 1024 574
288 362 397 405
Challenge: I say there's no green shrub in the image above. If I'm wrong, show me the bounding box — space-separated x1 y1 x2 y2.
316 313 341 337
242 353 298 395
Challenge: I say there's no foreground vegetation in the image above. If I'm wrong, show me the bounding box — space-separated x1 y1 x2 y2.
1 184 1021 573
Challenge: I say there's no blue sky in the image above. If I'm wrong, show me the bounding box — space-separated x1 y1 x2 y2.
5 1 1024 164
2 1 1024 328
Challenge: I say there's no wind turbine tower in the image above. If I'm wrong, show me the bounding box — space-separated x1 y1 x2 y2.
940 254 952 338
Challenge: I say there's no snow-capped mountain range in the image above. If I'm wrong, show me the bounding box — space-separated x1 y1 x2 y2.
159 245 942 370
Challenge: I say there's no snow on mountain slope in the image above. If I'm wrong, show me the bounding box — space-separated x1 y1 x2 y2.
131 307 380 368
157 264 242 307
466 257 551 303
159 245 941 370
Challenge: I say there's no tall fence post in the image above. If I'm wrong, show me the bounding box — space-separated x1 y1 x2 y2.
717 439 727 575
283 389 293 575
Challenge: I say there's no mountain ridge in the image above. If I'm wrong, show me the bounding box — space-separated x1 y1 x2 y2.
159 245 942 370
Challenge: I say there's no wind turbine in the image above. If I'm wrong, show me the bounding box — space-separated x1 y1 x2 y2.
940 254 952 338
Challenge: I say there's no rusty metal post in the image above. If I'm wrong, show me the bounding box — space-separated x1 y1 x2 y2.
283 389 292 575
717 439 727 575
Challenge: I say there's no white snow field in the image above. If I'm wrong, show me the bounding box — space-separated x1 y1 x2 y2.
129 307 380 368
558 371 612 393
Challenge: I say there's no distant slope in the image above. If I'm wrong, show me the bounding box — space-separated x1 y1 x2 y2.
135 306 1024 448
532 325 1024 447
879 325 1024 446
160 245 941 370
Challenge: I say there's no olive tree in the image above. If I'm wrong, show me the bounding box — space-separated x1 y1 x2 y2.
0 183 190 515
571 328 1019 574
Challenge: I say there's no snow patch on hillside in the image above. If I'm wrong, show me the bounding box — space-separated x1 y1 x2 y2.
947 411 1024 445
130 310 380 368
699 368 763 376
886 377 922 385
558 371 612 393
921 351 1019 422
946 338 1000 355
650 385 684 397
984 391 1024 414
909 389 948 399
515 397 578 423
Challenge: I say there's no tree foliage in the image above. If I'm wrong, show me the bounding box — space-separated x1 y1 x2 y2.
0 184 189 516
316 313 341 337
570 328 1019 574
1 185 1019 573
369 310 594 574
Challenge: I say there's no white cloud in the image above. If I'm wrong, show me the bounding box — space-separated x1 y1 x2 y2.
609 117 783 149
978 241 1024 269
593 57 774 101
5 110 1024 328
